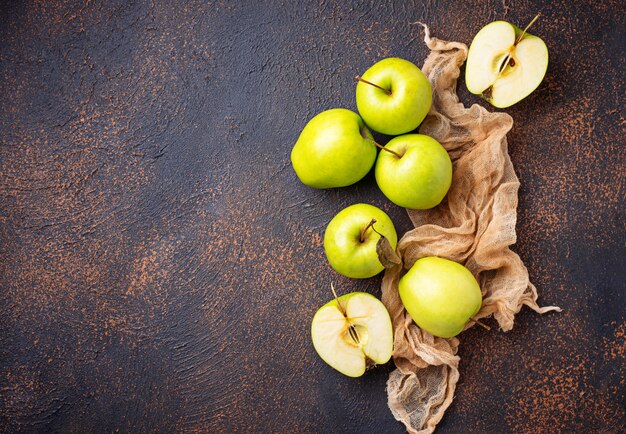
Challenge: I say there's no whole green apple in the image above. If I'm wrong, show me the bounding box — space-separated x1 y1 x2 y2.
375 134 452 209
291 108 376 188
356 58 432 135
465 16 548 108
311 291 394 377
399 257 482 338
324 203 397 279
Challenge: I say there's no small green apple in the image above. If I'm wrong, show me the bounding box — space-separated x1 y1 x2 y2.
291 108 376 189
375 134 452 209
356 58 432 135
399 257 482 338
465 17 549 108
311 291 393 377
324 203 397 279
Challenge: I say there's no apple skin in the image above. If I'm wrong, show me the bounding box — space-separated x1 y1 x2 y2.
375 134 452 209
324 203 397 279
356 58 432 135
399 257 482 338
311 292 393 377
291 108 376 188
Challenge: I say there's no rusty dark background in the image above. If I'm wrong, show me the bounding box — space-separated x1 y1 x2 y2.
0 0 624 432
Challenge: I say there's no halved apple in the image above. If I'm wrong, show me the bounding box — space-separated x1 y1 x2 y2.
465 19 548 108
311 292 393 377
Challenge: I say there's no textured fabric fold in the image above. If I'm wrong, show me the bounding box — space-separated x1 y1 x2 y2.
382 25 560 433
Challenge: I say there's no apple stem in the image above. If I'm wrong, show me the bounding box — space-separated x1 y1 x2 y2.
330 282 361 345
355 76 392 95
369 139 402 159
469 317 491 331
360 218 377 243
330 282 347 317
516 13 541 45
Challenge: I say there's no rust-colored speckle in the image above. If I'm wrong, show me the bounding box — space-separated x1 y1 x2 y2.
604 321 626 362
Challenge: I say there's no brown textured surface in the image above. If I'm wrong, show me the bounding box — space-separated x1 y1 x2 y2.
0 0 624 432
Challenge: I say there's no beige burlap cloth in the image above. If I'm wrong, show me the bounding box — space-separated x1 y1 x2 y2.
381 26 560 433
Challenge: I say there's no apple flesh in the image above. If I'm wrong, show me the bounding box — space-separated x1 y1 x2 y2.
375 134 452 209
291 108 376 188
311 292 393 377
324 203 397 279
356 58 432 135
465 20 549 108
399 257 482 338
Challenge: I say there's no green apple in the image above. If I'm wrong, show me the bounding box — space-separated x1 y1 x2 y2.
311 291 393 377
465 17 548 108
324 203 398 278
291 108 376 188
375 134 452 209
399 257 482 338
356 58 432 135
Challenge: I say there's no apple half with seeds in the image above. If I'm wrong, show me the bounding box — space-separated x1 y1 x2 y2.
465 16 548 108
311 291 393 377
